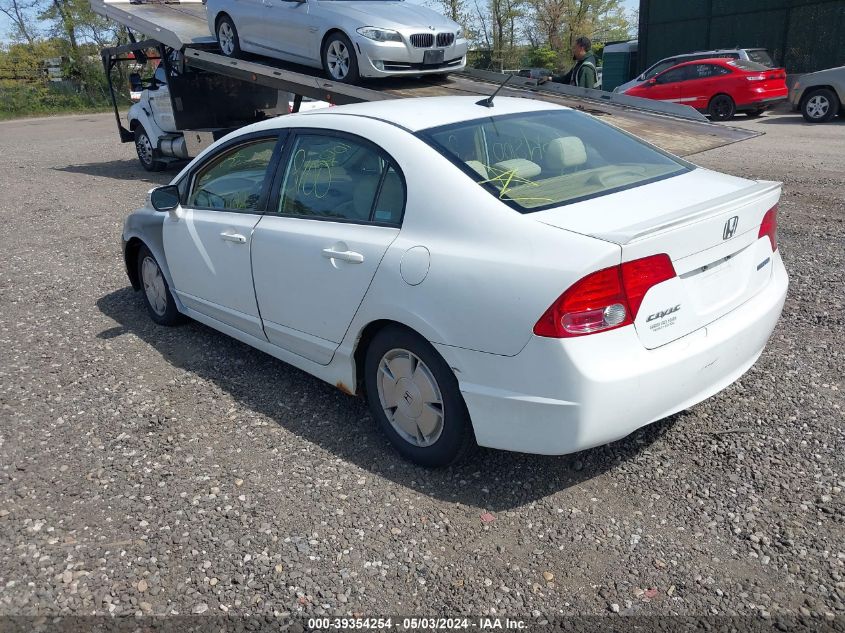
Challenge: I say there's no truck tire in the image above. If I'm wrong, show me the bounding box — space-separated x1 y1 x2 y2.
322 32 360 84
216 15 242 58
134 124 166 172
801 88 839 123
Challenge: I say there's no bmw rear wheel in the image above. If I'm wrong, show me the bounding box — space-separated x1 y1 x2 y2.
364 326 473 467
322 32 360 84
802 88 838 123
708 94 736 121
216 15 241 58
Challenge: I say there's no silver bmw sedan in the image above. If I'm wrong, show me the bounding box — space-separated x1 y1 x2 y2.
205 0 469 83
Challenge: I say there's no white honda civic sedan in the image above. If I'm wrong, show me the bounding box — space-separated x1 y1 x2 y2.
123 96 788 466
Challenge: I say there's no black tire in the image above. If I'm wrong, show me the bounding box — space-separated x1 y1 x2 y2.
137 245 184 326
134 124 166 172
364 326 474 467
708 94 736 121
322 32 360 84
801 88 839 123
216 14 242 58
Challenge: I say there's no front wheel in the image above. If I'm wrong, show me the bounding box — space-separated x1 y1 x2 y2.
134 124 165 172
322 32 360 84
138 245 184 326
216 15 242 58
708 94 736 121
364 326 474 467
802 88 839 123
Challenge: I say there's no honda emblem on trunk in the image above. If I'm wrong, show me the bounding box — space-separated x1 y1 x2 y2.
723 216 739 240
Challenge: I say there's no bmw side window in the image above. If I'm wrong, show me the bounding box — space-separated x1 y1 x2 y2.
187 139 277 212
276 134 405 225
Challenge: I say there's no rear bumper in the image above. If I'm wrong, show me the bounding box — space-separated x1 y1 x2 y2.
737 95 788 111
437 252 788 455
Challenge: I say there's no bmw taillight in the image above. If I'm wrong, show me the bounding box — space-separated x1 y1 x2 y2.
759 204 778 251
534 254 676 338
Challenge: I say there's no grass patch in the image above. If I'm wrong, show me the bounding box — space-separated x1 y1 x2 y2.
0 80 114 121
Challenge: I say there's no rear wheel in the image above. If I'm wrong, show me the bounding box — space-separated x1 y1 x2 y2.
708 94 736 121
322 32 360 84
216 15 241 58
134 124 165 172
801 88 838 123
364 326 474 467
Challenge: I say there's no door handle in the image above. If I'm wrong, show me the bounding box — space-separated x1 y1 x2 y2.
220 232 247 244
322 247 364 264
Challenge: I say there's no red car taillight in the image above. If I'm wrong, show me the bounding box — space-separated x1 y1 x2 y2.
759 204 778 251
534 254 676 338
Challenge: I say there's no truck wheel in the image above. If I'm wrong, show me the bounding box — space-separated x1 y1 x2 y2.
708 94 735 121
134 124 166 172
216 15 242 58
322 32 360 84
801 88 839 123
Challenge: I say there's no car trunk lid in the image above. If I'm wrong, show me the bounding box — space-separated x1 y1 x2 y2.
532 168 781 349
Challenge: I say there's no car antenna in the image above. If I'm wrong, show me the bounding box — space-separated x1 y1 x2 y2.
476 73 513 108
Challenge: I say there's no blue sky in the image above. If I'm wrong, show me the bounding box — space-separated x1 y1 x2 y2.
1 0 639 45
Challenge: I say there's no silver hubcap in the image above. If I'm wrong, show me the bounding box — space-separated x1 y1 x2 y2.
377 349 444 448
141 256 168 316
136 132 153 166
218 22 235 56
326 40 350 80
807 95 830 119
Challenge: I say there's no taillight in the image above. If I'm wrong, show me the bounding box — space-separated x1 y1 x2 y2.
534 254 676 338
759 204 778 251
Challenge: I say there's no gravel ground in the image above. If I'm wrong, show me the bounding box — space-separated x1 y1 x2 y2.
0 109 842 626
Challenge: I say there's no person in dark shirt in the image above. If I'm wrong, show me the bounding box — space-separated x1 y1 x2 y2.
552 35 598 88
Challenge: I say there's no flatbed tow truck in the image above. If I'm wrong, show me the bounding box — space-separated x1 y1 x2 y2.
92 0 758 171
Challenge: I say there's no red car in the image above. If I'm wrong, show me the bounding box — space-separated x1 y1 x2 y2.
624 57 788 121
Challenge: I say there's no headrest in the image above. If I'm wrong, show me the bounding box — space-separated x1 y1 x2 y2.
546 137 587 170
491 158 541 179
465 160 489 180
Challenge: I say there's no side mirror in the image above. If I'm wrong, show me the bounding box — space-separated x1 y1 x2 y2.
646 78 657 86
129 72 143 91
150 185 180 212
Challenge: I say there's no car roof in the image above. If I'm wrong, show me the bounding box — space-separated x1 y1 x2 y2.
672 57 733 67
293 96 566 132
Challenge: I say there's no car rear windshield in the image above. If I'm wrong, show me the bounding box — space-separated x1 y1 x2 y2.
729 59 770 72
418 109 690 213
746 49 774 66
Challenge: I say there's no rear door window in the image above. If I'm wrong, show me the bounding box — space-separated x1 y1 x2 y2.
276 133 405 225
